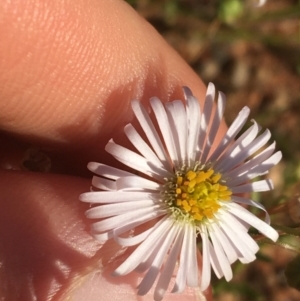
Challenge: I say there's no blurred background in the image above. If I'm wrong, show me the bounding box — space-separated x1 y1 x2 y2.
125 1 300 300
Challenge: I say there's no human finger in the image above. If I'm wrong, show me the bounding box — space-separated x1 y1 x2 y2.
0 0 213 175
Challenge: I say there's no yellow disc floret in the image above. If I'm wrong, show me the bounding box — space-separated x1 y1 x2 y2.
173 168 231 221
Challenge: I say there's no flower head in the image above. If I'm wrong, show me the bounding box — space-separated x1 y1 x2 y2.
80 83 281 300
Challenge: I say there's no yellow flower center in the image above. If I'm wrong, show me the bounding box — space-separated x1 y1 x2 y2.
174 169 231 221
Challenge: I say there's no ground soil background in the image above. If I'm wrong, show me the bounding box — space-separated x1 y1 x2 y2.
126 1 300 300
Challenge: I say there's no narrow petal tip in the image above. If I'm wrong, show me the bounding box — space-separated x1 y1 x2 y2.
182 86 193 98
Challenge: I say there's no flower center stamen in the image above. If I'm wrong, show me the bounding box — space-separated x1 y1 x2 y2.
174 169 232 221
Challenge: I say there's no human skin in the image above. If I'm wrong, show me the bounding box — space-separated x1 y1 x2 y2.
0 0 223 300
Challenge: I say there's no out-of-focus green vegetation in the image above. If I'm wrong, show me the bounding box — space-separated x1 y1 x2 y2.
126 1 300 300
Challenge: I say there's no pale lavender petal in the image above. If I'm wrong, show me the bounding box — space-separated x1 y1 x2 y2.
154 226 183 301
131 100 172 170
208 225 233 281
113 217 174 276
227 151 282 187
218 129 271 173
80 191 160 204
182 86 193 98
208 106 250 162
214 120 259 171
231 195 270 224
186 223 198 286
201 90 226 163
210 222 238 264
198 83 215 161
91 176 117 191
92 231 114 241
92 205 165 233
208 240 223 279
225 141 276 179
114 215 168 247
105 140 171 180
218 226 255 264
133 217 172 273
138 223 179 296
135 242 162 273
200 226 211 291
165 100 188 164
114 226 152 248
231 179 274 193
227 202 279 242
85 200 157 219
116 176 161 191
87 162 135 179
219 208 259 253
172 224 190 293
150 97 178 167
217 212 258 263
185 92 201 165
134 218 173 273
124 124 164 169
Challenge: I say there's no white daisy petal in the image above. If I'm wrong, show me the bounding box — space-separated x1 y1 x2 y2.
198 82 215 161
208 106 250 162
92 231 114 241
210 222 238 264
138 223 179 296
208 225 233 281
91 176 117 191
131 100 172 170
218 129 272 173
201 90 226 162
92 205 165 233
232 195 271 224
172 224 190 293
219 208 259 253
85 200 157 219
218 212 258 262
186 223 198 286
218 226 255 264
154 226 183 301
165 100 188 164
225 141 277 178
150 97 178 166
227 202 279 242
125 218 172 273
208 240 224 279
80 84 281 299
115 227 155 249
80 191 159 204
87 162 135 179
231 179 274 193
185 91 201 165
227 151 282 187
116 176 161 191
214 120 260 171
113 218 174 276
114 215 168 247
135 241 164 273
105 139 172 180
200 226 211 291
124 124 164 169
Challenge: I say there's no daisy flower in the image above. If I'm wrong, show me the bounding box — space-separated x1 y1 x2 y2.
80 83 281 300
